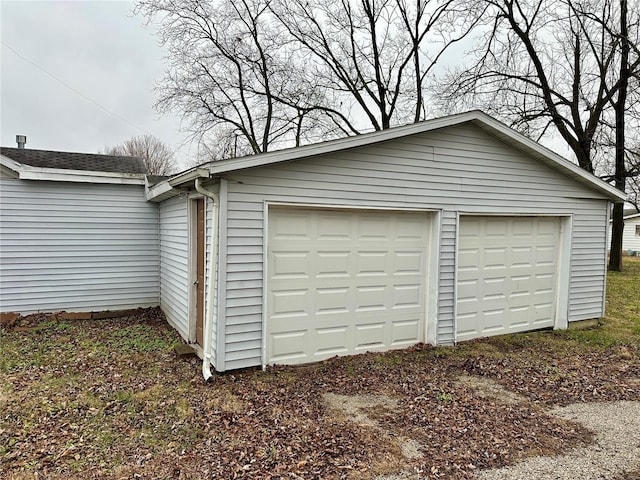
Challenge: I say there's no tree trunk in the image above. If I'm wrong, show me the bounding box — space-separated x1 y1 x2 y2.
609 203 625 271
608 0 629 272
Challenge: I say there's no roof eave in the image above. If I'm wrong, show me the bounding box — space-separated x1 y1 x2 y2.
145 167 210 202
0 154 145 185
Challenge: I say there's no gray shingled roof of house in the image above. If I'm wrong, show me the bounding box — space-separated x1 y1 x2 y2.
0 147 147 174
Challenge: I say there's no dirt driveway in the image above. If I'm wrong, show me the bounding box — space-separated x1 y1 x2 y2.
324 382 640 480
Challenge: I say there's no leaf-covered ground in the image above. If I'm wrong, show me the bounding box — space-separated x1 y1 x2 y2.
1 258 639 479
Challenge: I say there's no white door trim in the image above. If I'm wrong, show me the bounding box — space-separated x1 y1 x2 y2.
187 194 204 346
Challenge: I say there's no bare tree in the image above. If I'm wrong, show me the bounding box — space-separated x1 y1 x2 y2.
136 0 337 157
270 0 481 133
136 0 478 156
436 0 640 270
102 134 175 175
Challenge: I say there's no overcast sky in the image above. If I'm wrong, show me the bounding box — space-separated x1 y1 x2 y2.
1 0 577 172
1 0 196 169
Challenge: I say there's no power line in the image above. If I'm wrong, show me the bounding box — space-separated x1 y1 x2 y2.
1 40 152 136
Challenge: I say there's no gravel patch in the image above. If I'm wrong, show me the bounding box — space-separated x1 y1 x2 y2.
323 392 400 427
323 393 424 464
456 374 527 405
476 401 640 480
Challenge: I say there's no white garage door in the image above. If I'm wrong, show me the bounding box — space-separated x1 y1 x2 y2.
456 216 561 341
266 207 431 365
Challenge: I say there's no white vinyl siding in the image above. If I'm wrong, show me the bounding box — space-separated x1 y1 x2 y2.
438 211 457 344
159 195 189 338
215 123 610 371
0 178 159 314
571 203 609 319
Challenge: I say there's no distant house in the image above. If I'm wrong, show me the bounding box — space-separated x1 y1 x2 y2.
0 146 159 314
0 111 627 375
609 212 640 254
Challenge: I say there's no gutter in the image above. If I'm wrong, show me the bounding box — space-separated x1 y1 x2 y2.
194 177 219 382
146 167 210 201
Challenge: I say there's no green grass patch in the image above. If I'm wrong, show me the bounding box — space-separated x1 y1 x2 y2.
107 324 177 352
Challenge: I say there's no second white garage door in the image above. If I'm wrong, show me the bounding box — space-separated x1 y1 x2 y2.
456 216 561 341
266 207 431 365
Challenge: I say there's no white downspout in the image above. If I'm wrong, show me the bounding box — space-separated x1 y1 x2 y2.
195 177 218 382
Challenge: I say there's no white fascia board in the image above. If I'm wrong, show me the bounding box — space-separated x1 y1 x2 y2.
0 164 19 178
146 167 210 201
146 180 174 201
168 167 210 187
1 154 145 185
204 110 626 202
1 155 19 169
18 170 145 184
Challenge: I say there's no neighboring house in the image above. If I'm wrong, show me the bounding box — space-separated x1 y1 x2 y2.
609 212 640 254
0 146 159 314
144 110 625 374
624 214 640 253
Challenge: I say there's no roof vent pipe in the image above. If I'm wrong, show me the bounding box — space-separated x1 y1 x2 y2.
16 135 27 149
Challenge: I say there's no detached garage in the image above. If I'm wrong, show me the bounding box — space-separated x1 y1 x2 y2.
145 110 625 375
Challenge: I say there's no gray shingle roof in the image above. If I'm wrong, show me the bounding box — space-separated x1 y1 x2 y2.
0 147 147 174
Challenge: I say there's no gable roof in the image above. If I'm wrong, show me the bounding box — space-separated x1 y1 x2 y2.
0 147 146 174
147 110 626 202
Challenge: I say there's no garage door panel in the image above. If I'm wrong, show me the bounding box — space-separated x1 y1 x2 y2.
391 319 421 344
271 289 309 318
535 246 557 264
358 217 391 239
271 213 312 240
270 252 311 279
392 284 422 308
318 214 351 239
355 285 387 311
317 251 351 277
355 322 386 350
394 251 424 274
315 327 349 356
396 218 426 240
269 329 308 362
456 216 560 341
267 207 430 365
356 251 388 275
316 287 350 314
